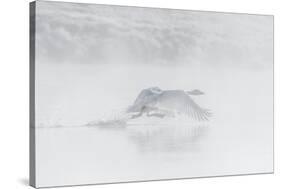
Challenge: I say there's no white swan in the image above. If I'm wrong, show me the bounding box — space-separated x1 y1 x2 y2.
127 87 212 121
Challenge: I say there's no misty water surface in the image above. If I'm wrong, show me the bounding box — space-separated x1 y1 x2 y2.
35 64 273 187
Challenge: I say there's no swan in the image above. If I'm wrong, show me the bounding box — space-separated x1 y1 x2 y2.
127 87 212 121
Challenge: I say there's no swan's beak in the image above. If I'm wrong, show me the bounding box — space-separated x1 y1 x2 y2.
187 90 205 95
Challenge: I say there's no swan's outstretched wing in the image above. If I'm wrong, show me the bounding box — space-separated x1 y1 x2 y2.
182 94 212 121
156 91 212 121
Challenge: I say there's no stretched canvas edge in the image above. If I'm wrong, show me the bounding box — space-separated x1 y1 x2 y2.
30 1 36 188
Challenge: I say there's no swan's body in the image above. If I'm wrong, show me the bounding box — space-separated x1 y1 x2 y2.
127 87 211 121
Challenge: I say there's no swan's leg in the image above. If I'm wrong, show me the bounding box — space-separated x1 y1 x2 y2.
147 113 165 118
130 111 143 119
147 109 165 118
130 106 150 119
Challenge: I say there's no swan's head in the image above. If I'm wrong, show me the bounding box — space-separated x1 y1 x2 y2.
187 89 205 95
148 87 162 94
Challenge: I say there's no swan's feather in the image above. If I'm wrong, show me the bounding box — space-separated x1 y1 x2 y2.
153 90 211 121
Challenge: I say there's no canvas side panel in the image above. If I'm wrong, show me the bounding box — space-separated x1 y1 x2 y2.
29 1 36 188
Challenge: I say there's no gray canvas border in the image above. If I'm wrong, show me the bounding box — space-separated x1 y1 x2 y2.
30 1 36 188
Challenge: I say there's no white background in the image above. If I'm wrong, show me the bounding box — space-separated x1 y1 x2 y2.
0 0 279 188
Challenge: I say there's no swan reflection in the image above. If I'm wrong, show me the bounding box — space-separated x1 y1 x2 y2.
127 124 209 153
